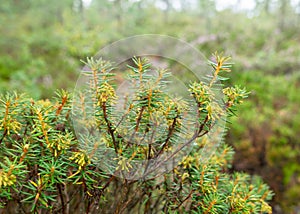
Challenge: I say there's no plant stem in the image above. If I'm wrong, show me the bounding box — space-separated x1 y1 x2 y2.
156 117 177 158
102 102 118 153
0 128 7 145
57 184 65 214
129 106 146 143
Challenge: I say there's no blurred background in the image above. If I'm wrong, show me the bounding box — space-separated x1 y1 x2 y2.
0 0 299 213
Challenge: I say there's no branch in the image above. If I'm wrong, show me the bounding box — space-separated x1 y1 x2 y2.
102 102 118 154
57 184 65 214
0 128 8 145
142 113 212 178
172 190 193 210
155 117 177 158
129 106 146 144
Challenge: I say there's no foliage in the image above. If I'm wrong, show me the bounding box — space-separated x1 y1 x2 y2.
225 70 300 213
1 1 299 213
0 55 273 213
1 0 300 98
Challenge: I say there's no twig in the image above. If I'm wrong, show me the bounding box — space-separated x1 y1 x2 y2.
129 106 146 143
172 190 193 210
102 102 118 153
155 117 177 158
0 129 7 145
57 184 65 214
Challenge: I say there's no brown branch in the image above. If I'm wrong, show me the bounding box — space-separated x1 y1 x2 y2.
155 117 177 158
114 179 129 214
102 102 118 154
135 107 146 132
198 115 209 136
142 113 212 178
142 130 199 179
54 185 80 213
101 175 115 195
56 95 68 116
57 184 65 214
148 144 152 160
142 123 158 175
172 190 193 210
129 106 146 143
204 199 216 214
0 128 8 145
64 184 70 214
120 183 147 213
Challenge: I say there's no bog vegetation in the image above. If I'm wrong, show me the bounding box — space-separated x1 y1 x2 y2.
0 54 274 213
1 0 300 213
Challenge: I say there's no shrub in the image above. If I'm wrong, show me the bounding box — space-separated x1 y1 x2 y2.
0 54 273 213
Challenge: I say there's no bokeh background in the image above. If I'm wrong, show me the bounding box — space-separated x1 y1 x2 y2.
1 0 300 213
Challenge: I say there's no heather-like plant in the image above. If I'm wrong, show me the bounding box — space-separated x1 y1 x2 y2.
0 54 273 213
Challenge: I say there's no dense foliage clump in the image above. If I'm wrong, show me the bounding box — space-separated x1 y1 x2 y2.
0 55 273 213
1 1 299 212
